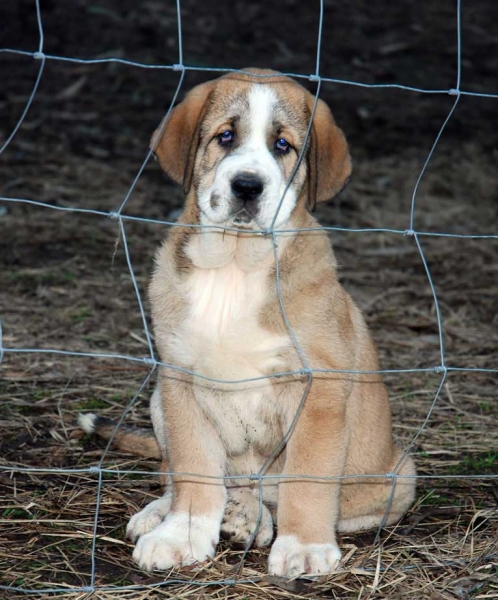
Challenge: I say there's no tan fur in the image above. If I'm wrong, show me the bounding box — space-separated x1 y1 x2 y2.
94 69 416 575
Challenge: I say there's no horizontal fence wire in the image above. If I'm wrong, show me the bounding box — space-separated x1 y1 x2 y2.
0 0 496 594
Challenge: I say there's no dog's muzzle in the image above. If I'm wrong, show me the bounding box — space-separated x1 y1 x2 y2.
230 174 264 224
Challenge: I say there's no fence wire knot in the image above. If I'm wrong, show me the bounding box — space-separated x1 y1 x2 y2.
142 357 157 367
33 51 45 60
88 466 101 475
434 365 447 374
448 88 460 96
404 229 415 237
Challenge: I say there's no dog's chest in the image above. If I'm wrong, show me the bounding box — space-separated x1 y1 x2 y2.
172 260 290 455
189 260 261 339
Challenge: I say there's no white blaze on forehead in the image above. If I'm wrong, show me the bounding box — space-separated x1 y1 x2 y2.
245 84 278 150
197 81 299 231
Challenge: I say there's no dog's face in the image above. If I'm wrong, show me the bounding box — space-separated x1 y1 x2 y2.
152 70 352 230
193 82 310 230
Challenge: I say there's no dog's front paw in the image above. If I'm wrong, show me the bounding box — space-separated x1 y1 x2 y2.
126 493 172 542
132 511 219 571
221 488 273 548
268 535 341 578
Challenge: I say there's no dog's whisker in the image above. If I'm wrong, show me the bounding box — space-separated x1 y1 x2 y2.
222 216 232 241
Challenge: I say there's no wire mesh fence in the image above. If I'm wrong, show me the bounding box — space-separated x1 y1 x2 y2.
0 0 497 595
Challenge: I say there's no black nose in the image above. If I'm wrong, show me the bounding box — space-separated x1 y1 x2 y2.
231 176 264 201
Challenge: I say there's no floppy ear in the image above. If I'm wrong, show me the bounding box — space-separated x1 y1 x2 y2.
150 81 215 195
306 95 352 211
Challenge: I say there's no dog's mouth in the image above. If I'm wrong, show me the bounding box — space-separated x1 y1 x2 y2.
229 204 263 230
232 208 254 227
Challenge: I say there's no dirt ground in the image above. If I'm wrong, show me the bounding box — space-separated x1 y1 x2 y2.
0 0 497 598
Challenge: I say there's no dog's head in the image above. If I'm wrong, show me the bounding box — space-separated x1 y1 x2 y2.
151 69 351 230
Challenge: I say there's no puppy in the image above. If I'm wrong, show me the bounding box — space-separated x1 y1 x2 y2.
97 68 416 577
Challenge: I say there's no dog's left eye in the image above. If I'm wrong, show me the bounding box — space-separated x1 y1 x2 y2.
218 131 233 145
275 138 290 153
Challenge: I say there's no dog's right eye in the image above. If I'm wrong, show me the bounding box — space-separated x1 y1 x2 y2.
218 131 233 145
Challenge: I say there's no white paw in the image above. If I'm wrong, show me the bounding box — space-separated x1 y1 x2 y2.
126 493 172 542
268 535 341 578
133 511 219 571
221 489 274 548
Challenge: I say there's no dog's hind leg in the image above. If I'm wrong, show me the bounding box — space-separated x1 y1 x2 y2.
221 488 274 548
337 448 416 533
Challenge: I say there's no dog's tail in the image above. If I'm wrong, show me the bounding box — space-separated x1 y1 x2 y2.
78 413 161 459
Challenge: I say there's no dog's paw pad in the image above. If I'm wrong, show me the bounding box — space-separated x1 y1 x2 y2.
221 490 273 548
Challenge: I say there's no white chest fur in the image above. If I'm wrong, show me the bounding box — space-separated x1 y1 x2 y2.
168 232 291 456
